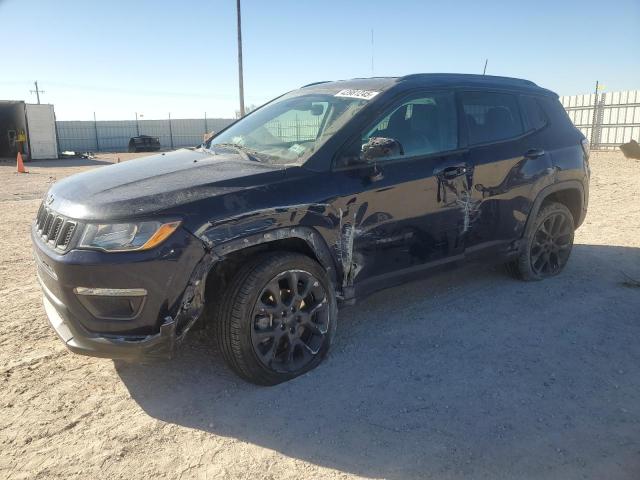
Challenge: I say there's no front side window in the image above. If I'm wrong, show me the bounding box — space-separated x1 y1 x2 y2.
363 91 458 160
207 93 370 165
461 91 523 145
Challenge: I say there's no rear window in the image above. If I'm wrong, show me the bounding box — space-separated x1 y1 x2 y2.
461 92 524 145
520 95 547 131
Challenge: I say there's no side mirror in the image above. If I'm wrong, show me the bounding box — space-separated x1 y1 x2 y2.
310 104 325 116
362 137 403 163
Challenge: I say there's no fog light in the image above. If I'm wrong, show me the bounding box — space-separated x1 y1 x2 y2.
74 287 147 320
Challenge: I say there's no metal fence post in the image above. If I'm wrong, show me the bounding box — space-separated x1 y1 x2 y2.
594 93 606 150
590 82 598 148
589 83 606 151
93 112 100 152
168 112 174 150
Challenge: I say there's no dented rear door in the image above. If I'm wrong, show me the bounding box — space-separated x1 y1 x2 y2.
459 90 552 258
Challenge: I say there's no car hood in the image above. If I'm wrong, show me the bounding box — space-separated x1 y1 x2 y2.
46 148 287 221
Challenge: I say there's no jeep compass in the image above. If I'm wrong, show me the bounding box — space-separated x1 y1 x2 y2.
32 74 590 385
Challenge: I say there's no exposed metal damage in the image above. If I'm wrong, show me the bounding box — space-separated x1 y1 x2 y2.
336 205 372 293
456 190 481 234
162 252 218 358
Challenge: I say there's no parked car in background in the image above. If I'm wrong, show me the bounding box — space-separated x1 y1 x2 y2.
128 135 161 152
32 74 589 385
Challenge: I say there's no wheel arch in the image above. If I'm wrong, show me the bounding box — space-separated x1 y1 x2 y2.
524 181 586 239
202 227 339 316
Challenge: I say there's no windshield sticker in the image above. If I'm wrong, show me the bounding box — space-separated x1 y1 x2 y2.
335 89 380 100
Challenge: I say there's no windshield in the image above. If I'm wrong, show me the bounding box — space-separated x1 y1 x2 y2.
205 92 371 165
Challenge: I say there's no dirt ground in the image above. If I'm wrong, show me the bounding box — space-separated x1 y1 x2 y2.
1 151 639 480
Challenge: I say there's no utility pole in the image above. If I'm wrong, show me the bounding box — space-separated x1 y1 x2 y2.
371 29 374 75
30 81 45 104
236 0 245 117
135 112 140 136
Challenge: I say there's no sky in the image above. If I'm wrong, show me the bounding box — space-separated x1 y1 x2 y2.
1 0 638 120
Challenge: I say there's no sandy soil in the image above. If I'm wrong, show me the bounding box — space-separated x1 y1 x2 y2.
0 151 639 480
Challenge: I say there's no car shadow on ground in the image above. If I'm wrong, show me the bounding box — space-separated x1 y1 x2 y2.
27 158 113 168
116 244 640 479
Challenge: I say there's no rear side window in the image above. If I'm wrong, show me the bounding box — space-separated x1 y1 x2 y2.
461 91 524 145
520 95 547 131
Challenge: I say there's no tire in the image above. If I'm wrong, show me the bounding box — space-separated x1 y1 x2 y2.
506 201 575 281
214 252 338 385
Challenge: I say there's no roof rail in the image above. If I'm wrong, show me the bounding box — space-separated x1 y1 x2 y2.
398 73 538 87
300 80 331 88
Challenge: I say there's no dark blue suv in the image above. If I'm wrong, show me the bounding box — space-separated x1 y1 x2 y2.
32 74 590 384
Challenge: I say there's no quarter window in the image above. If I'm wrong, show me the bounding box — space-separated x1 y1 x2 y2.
520 95 547 131
461 92 524 145
363 91 458 160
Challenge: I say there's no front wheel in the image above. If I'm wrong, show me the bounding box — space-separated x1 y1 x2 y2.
506 202 575 281
214 252 337 385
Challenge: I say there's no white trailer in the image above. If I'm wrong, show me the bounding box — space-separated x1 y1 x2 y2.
0 101 58 160
25 104 58 159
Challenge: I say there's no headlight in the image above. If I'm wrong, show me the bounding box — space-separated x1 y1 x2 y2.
79 220 181 252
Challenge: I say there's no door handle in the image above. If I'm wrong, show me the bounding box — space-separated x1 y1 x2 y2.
524 148 545 159
439 165 467 180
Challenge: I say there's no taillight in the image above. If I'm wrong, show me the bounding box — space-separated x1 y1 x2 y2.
581 138 590 160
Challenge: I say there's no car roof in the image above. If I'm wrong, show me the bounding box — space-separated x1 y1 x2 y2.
301 73 555 96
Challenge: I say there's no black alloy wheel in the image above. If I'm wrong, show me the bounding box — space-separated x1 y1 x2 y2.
530 211 573 276
505 201 575 281
251 269 330 373
214 252 337 385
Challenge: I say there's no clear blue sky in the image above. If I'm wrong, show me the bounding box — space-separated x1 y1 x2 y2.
1 0 638 120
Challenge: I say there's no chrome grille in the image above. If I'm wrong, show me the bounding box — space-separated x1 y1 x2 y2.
35 202 77 251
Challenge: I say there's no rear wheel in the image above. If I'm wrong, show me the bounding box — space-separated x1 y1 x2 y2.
214 252 337 385
506 202 575 281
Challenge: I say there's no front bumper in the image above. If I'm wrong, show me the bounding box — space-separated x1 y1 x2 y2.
32 225 207 360
40 277 177 359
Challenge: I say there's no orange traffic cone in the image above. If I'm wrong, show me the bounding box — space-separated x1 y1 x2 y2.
16 152 28 173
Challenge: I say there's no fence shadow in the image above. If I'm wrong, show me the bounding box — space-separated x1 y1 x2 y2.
116 244 640 479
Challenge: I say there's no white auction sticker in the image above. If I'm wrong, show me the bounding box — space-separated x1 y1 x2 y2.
334 89 380 100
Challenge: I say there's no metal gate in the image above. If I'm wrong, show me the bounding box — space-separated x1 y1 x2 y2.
560 89 640 150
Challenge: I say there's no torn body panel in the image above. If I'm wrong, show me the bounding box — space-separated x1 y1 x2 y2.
328 150 473 295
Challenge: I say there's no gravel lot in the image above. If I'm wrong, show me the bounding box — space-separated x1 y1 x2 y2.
1 150 639 480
